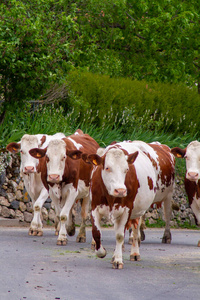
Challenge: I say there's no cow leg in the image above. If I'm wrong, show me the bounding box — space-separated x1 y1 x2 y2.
91 208 107 258
57 187 78 246
76 196 90 243
66 208 75 237
112 209 129 269
51 200 61 236
128 215 145 244
29 189 49 236
190 199 200 247
162 195 172 244
130 218 141 261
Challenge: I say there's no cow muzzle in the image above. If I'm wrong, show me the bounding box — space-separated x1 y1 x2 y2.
24 166 35 174
48 174 60 183
113 188 127 197
187 172 199 181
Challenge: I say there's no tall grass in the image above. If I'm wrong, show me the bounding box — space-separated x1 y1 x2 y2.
1 103 196 146
0 103 194 177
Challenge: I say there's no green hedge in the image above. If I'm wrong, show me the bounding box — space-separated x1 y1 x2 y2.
65 71 200 138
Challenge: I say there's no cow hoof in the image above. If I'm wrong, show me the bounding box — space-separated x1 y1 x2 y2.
112 262 123 269
162 237 171 244
67 226 75 237
197 240 200 247
55 230 59 236
76 235 86 243
37 231 43 237
57 239 67 246
96 247 107 258
130 254 141 261
29 229 43 236
162 231 172 244
91 241 96 250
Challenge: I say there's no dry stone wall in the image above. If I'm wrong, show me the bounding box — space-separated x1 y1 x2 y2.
0 151 197 228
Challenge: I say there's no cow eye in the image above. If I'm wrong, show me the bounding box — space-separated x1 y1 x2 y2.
62 155 66 161
125 168 129 173
105 167 111 172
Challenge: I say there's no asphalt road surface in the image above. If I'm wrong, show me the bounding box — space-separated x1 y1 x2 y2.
1 226 200 300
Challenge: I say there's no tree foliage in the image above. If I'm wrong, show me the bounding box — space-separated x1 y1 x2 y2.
0 0 79 121
1 0 200 125
74 0 200 87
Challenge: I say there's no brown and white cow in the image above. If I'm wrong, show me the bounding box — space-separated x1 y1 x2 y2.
86 140 175 269
29 129 99 245
171 141 200 246
6 133 66 236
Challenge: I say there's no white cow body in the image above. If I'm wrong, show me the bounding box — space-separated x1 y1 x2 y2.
6 133 65 235
46 139 90 243
171 141 200 243
88 140 175 268
29 130 100 245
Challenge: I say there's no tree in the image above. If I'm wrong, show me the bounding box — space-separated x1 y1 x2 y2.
0 0 79 123
73 0 200 91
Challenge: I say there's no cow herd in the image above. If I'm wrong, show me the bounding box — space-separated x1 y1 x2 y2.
6 130 200 269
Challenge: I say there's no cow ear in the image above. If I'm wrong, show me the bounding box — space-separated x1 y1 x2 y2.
171 147 186 158
82 153 91 164
127 151 139 165
6 142 21 153
29 148 46 159
67 150 82 160
88 154 102 166
96 147 106 157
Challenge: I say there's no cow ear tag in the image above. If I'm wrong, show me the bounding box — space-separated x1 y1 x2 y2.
92 159 98 166
36 153 41 158
12 147 18 152
176 153 182 158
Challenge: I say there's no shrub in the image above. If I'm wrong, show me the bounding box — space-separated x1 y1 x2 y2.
65 71 200 137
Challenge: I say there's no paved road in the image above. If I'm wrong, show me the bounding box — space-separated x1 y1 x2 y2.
0 226 200 300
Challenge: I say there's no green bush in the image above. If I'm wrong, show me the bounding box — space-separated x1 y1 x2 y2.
66 71 200 137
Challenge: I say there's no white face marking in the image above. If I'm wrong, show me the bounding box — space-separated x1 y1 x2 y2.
67 137 82 150
185 141 200 181
41 133 65 149
20 133 66 174
46 139 67 182
20 135 41 173
102 149 129 196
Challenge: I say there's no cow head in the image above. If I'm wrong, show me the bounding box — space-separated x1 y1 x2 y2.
88 148 139 197
6 134 46 174
171 141 200 181
29 139 82 183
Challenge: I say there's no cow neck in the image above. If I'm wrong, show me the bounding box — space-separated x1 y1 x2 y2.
25 173 36 195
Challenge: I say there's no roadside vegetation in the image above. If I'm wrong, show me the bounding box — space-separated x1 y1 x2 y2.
1 1 200 202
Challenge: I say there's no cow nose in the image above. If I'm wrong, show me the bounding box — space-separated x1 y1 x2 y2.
49 174 60 182
187 172 199 180
113 188 127 197
24 166 35 173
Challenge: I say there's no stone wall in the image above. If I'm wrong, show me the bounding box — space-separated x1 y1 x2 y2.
0 150 197 228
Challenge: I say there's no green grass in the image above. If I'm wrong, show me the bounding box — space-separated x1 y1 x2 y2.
145 218 166 228
0 103 196 180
